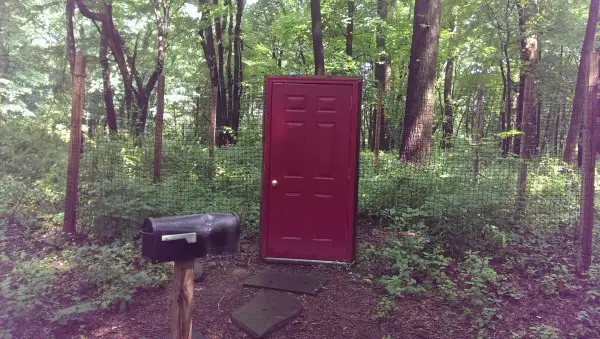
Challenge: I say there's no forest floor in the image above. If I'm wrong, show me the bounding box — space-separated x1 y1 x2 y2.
2 220 599 339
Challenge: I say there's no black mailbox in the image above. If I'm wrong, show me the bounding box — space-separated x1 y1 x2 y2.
141 213 240 264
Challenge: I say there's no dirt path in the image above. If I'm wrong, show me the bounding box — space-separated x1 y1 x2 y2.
66 243 461 339
3 220 597 339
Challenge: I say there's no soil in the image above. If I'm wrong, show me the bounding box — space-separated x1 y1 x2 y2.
1 221 597 339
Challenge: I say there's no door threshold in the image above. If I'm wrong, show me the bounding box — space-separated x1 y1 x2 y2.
264 257 352 266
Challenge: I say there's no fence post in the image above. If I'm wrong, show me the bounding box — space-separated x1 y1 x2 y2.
577 51 599 273
63 55 86 234
153 74 165 183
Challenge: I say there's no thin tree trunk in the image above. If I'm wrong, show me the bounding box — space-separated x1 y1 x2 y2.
214 0 228 130
231 0 245 135
66 0 76 75
441 9 456 149
346 0 354 57
310 0 325 75
99 26 118 133
153 74 165 183
564 0 599 165
375 0 391 152
374 82 382 167
399 0 441 162
473 87 484 180
226 0 234 135
553 111 561 156
503 41 513 155
578 50 599 273
516 0 539 212
514 74 525 155
535 98 542 156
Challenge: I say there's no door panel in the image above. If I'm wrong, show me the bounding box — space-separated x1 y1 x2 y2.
265 82 354 261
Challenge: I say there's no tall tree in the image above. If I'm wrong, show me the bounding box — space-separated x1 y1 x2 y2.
374 0 393 155
440 7 457 149
99 22 117 133
399 0 441 162
564 0 600 165
199 0 245 143
76 0 170 137
516 0 539 211
310 0 325 75
578 21 600 275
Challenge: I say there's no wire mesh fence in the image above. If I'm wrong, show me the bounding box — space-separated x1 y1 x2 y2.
75 82 587 247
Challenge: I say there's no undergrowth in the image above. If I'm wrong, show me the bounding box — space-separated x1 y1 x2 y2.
0 125 598 337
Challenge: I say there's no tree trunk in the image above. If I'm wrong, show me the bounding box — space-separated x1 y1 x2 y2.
66 0 76 75
226 0 234 134
77 0 168 137
564 0 599 165
375 0 391 152
199 3 218 88
231 0 245 134
346 0 354 57
578 50 599 273
310 0 325 75
214 0 228 130
514 74 525 155
399 0 441 162
440 10 456 149
473 87 484 180
516 0 539 212
100 25 118 133
374 82 382 167
503 42 514 155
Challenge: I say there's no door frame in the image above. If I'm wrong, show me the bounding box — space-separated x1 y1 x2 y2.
260 76 362 264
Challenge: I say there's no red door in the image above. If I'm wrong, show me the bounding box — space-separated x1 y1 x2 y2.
262 77 360 263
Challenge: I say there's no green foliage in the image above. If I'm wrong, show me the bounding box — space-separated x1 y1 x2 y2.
0 240 169 327
372 296 395 320
380 234 452 296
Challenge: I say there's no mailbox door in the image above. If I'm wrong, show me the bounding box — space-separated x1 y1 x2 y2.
262 77 360 263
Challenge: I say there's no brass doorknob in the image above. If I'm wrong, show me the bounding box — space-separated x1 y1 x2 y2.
271 179 278 187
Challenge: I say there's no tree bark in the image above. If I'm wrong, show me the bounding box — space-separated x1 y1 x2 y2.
399 0 441 162
226 0 234 132
154 74 165 183
375 0 391 152
516 0 539 212
64 56 86 234
214 0 228 128
66 0 76 75
473 87 484 180
231 0 245 134
514 72 525 155
441 8 456 149
346 0 354 57
310 0 326 75
77 0 168 137
578 50 599 273
564 0 599 165
99 25 118 133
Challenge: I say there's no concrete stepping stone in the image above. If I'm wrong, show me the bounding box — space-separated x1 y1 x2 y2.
243 270 327 295
232 292 302 338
